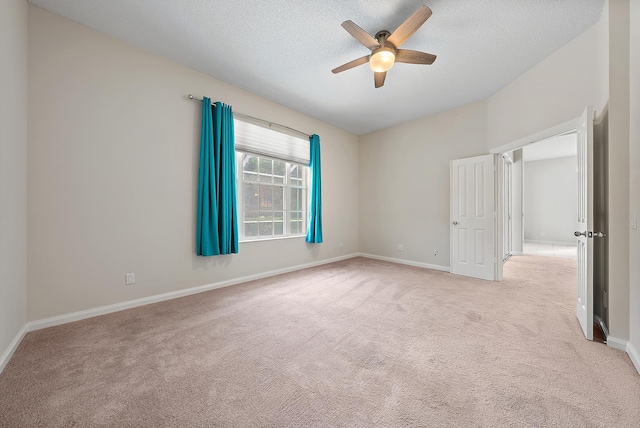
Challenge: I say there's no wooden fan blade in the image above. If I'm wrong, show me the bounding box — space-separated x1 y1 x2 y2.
374 71 387 88
387 5 433 48
342 20 380 50
331 55 370 74
395 49 437 65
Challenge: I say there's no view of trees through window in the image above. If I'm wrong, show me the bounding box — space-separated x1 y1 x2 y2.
236 152 307 240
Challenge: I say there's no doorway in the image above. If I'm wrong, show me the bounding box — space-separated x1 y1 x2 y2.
520 132 578 260
491 107 606 342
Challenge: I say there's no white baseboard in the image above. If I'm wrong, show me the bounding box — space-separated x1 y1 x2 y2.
0 325 28 375
606 335 628 351
627 341 640 375
609 337 640 375
510 251 524 256
359 253 449 272
28 253 360 332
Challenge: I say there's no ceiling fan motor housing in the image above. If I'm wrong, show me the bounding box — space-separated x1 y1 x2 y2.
375 31 392 44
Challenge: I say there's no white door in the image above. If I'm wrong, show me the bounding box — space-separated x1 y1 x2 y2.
576 106 595 340
450 154 497 281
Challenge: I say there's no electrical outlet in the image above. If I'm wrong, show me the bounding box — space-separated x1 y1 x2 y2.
125 273 135 285
397 244 403 251
434 249 438 256
339 241 343 248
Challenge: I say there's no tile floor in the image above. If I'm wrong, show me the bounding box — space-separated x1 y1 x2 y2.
523 242 577 259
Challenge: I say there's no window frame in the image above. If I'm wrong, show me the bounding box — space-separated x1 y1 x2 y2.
235 151 309 242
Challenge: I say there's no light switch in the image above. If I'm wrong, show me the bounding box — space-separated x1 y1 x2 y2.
632 213 638 230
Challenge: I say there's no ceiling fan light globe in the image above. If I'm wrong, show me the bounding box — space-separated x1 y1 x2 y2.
370 49 395 72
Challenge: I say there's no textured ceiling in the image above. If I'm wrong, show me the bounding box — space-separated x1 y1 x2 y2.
29 0 604 135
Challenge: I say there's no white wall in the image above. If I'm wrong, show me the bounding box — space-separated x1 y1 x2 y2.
359 100 488 268
524 156 578 245
0 0 28 369
486 15 609 149
27 6 359 321
628 0 640 364
607 0 630 341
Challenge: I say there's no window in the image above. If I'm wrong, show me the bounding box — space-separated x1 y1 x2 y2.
236 153 308 240
234 118 309 241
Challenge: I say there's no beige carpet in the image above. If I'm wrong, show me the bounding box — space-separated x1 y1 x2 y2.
1 255 639 427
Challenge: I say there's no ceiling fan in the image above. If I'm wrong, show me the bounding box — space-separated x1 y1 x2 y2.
331 5 437 88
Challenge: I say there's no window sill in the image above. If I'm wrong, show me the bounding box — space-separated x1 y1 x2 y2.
240 234 306 244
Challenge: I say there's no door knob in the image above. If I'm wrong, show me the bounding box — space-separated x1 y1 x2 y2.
452 221 458 225
575 231 607 238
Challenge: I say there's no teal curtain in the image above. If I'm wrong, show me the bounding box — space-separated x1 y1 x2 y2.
197 97 239 256
306 134 323 243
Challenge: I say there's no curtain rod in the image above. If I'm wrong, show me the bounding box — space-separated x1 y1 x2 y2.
187 94 311 139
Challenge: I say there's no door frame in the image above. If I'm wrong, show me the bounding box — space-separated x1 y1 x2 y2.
490 116 581 282
502 154 513 262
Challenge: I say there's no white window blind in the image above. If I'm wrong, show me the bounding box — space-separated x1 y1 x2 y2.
234 119 310 166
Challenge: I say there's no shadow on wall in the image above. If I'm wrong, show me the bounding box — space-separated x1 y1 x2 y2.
594 107 609 335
